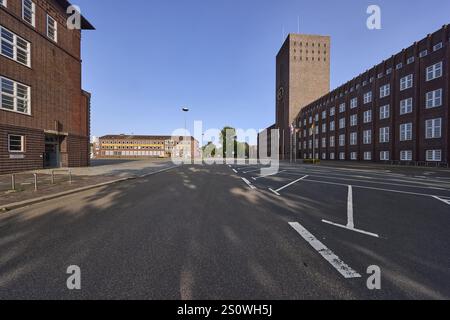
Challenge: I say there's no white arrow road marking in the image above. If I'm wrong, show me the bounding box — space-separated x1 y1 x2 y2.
432 196 450 206
289 222 362 279
269 175 308 195
322 185 379 238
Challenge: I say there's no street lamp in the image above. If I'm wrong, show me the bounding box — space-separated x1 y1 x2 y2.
181 107 189 159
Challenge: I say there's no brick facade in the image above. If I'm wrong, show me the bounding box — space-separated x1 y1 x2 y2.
0 0 94 174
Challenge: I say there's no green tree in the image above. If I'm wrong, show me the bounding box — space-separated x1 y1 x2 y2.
220 126 237 158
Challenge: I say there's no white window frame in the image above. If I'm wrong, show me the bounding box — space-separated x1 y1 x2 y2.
425 118 442 139
330 152 335 160
433 42 443 52
400 98 413 115
330 121 335 131
350 98 358 109
407 57 415 64
0 26 31 67
339 118 345 129
426 150 442 162
47 14 58 42
363 110 372 123
339 152 345 160
426 89 442 109
363 152 372 161
330 107 335 117
399 123 413 141
1 76 31 115
380 127 390 143
379 105 390 120
22 0 36 27
350 152 357 160
350 114 357 127
363 130 372 145
400 150 413 161
419 50 428 58
329 136 335 147
426 62 443 81
8 134 25 153
380 151 390 161
363 92 372 104
339 134 345 147
350 132 357 146
400 74 413 91
380 84 390 98
339 103 346 113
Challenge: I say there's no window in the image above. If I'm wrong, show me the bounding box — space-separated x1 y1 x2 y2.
315 114 319 122
400 74 413 91
425 118 442 139
363 130 372 145
400 123 413 141
339 134 345 147
400 150 413 161
363 110 372 123
322 111 327 119
433 42 443 51
350 98 358 109
339 118 345 129
330 121 335 131
419 50 428 58
380 84 390 98
1 76 31 114
339 103 346 113
8 134 24 152
350 114 357 126
322 123 327 133
386 68 392 75
339 152 345 160
350 152 357 160
350 132 357 145
309 116 313 124
400 98 413 115
329 136 335 147
322 153 326 160
407 57 415 64
364 152 372 161
426 150 442 162
426 89 442 108
0 0 6 7
330 107 335 116
380 127 390 143
377 73 384 79
363 92 372 104
22 0 35 27
322 138 326 148
330 152 335 160
396 63 403 70
380 151 390 161
0 26 31 66
426 62 443 81
47 15 58 42
380 105 390 120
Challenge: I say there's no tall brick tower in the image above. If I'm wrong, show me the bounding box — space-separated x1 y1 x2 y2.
276 34 330 159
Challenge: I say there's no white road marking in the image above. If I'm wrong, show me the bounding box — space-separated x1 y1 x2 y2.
252 170 287 180
270 175 309 194
346 186 354 229
432 196 450 206
243 168 264 174
322 220 380 238
289 222 362 279
232 169 238 174
268 188 281 196
241 177 256 190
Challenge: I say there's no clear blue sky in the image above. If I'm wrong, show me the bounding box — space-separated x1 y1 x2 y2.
77 0 450 140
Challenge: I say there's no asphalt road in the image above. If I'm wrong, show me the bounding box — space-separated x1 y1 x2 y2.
0 163 449 299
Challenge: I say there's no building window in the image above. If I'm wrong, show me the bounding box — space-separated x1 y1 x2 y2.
322 153 326 160
350 114 357 126
380 151 390 161
363 92 372 104
433 42 443 51
396 63 403 70
363 130 372 144
380 127 390 143
315 114 319 122
400 74 413 91
400 150 413 161
426 150 442 162
0 0 6 7
339 103 346 113
339 134 345 147
47 15 58 42
330 107 335 116
22 0 36 27
329 136 335 147
339 118 345 129
339 152 345 160
330 121 335 131
350 98 358 109
322 138 326 148
419 50 428 58
350 132 357 145
8 134 24 152
322 123 327 133
363 110 372 123
400 123 413 141
0 26 31 67
407 57 415 64
350 152 357 160
379 105 390 120
426 89 442 108
1 76 31 114
426 62 443 81
322 111 327 119
380 84 390 98
364 152 372 161
400 98 413 115
386 68 392 75
330 152 335 160
425 118 442 139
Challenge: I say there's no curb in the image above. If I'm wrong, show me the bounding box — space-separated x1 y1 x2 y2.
0 166 179 212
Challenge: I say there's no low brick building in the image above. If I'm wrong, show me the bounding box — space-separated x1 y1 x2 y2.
0 0 94 174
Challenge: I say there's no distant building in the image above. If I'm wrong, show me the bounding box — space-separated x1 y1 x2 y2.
297 25 450 165
95 135 200 159
0 0 94 174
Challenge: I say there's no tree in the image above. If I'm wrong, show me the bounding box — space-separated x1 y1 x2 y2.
202 141 217 158
220 126 237 158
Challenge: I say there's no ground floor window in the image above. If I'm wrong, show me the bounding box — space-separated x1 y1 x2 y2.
350 152 357 160
8 134 24 152
330 153 335 160
364 152 372 160
426 150 442 162
339 152 345 160
400 150 413 161
380 151 390 161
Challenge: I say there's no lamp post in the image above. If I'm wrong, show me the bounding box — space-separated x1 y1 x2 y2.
182 107 189 160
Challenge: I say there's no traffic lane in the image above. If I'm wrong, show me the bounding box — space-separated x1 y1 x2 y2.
262 178 450 299
0 165 361 299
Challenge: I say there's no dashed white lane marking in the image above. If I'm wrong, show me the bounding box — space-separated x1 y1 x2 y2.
269 175 309 196
252 170 287 181
241 177 256 190
232 169 238 174
321 185 380 238
289 222 362 279
432 196 450 206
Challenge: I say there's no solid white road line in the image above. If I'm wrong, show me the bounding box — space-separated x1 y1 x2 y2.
322 220 380 238
289 222 362 279
273 175 309 194
432 196 450 206
252 170 287 180
268 188 281 196
243 168 264 174
241 177 256 190
232 169 238 174
347 185 354 229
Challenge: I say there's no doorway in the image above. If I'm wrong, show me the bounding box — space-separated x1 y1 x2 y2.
44 135 60 168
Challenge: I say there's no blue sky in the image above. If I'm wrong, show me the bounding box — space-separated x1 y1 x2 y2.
76 0 450 140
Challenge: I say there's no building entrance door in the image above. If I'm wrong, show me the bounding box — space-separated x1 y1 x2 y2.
44 135 60 168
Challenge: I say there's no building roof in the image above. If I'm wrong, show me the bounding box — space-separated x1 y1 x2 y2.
55 0 95 30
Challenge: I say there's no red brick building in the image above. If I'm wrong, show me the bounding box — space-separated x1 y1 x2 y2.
297 25 450 166
0 0 94 174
